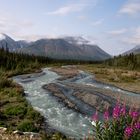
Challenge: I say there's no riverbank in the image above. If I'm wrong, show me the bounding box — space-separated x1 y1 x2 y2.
0 68 47 137
78 64 140 94
1 64 139 139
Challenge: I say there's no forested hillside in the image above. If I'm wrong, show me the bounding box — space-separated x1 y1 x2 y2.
104 53 140 70
0 47 51 73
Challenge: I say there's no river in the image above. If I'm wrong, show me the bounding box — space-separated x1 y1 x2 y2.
13 67 140 139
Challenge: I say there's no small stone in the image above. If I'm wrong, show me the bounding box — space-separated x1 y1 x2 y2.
13 130 23 135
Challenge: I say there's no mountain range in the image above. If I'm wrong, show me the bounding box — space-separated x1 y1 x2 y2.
0 34 111 61
0 33 139 61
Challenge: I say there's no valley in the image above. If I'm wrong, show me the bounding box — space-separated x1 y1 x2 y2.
1 0 140 139
0 45 140 139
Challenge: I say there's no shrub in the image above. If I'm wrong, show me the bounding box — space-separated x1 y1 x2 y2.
4 105 27 117
91 102 140 140
26 108 43 122
17 120 38 132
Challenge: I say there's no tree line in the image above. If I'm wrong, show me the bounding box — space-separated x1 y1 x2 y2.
0 47 52 71
0 47 102 72
104 53 140 70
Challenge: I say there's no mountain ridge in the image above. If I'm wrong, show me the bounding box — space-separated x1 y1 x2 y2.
0 34 111 61
20 37 111 61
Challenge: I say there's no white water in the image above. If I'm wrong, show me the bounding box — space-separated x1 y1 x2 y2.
13 68 93 139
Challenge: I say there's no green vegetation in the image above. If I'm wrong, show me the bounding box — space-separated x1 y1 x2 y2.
91 102 140 140
17 119 38 132
104 53 140 71
0 48 49 133
0 80 44 132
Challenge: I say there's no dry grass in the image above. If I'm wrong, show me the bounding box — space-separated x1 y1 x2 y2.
78 64 140 93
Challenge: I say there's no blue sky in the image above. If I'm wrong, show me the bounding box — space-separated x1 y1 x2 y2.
0 0 140 55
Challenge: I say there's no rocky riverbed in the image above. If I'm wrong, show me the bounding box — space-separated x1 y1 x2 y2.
13 66 140 139
44 66 140 117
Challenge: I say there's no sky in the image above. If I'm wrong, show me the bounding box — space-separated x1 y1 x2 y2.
0 0 140 55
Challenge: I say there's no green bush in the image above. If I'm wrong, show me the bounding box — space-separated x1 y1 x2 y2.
26 107 42 119
17 120 38 132
4 105 27 117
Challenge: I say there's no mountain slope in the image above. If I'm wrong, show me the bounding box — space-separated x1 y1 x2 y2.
0 34 29 51
123 45 140 55
20 37 111 61
0 33 19 51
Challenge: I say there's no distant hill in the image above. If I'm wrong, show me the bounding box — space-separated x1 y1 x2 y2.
123 45 140 55
19 36 111 61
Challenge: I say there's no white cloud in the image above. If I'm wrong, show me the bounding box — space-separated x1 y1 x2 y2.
47 4 85 16
91 18 104 26
46 0 97 16
119 0 140 16
108 28 127 36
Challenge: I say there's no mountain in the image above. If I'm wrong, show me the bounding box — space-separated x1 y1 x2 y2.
0 34 111 61
0 33 29 51
0 33 31 51
16 40 30 48
0 33 19 51
20 36 111 61
123 45 140 55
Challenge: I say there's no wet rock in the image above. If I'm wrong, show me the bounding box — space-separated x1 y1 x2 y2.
43 83 79 112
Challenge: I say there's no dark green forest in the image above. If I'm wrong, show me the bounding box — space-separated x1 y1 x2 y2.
104 53 140 70
0 47 51 73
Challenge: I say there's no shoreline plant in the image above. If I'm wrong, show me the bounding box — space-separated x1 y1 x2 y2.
91 102 140 140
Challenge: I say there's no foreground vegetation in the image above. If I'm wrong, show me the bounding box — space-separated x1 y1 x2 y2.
91 101 140 140
0 48 49 136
